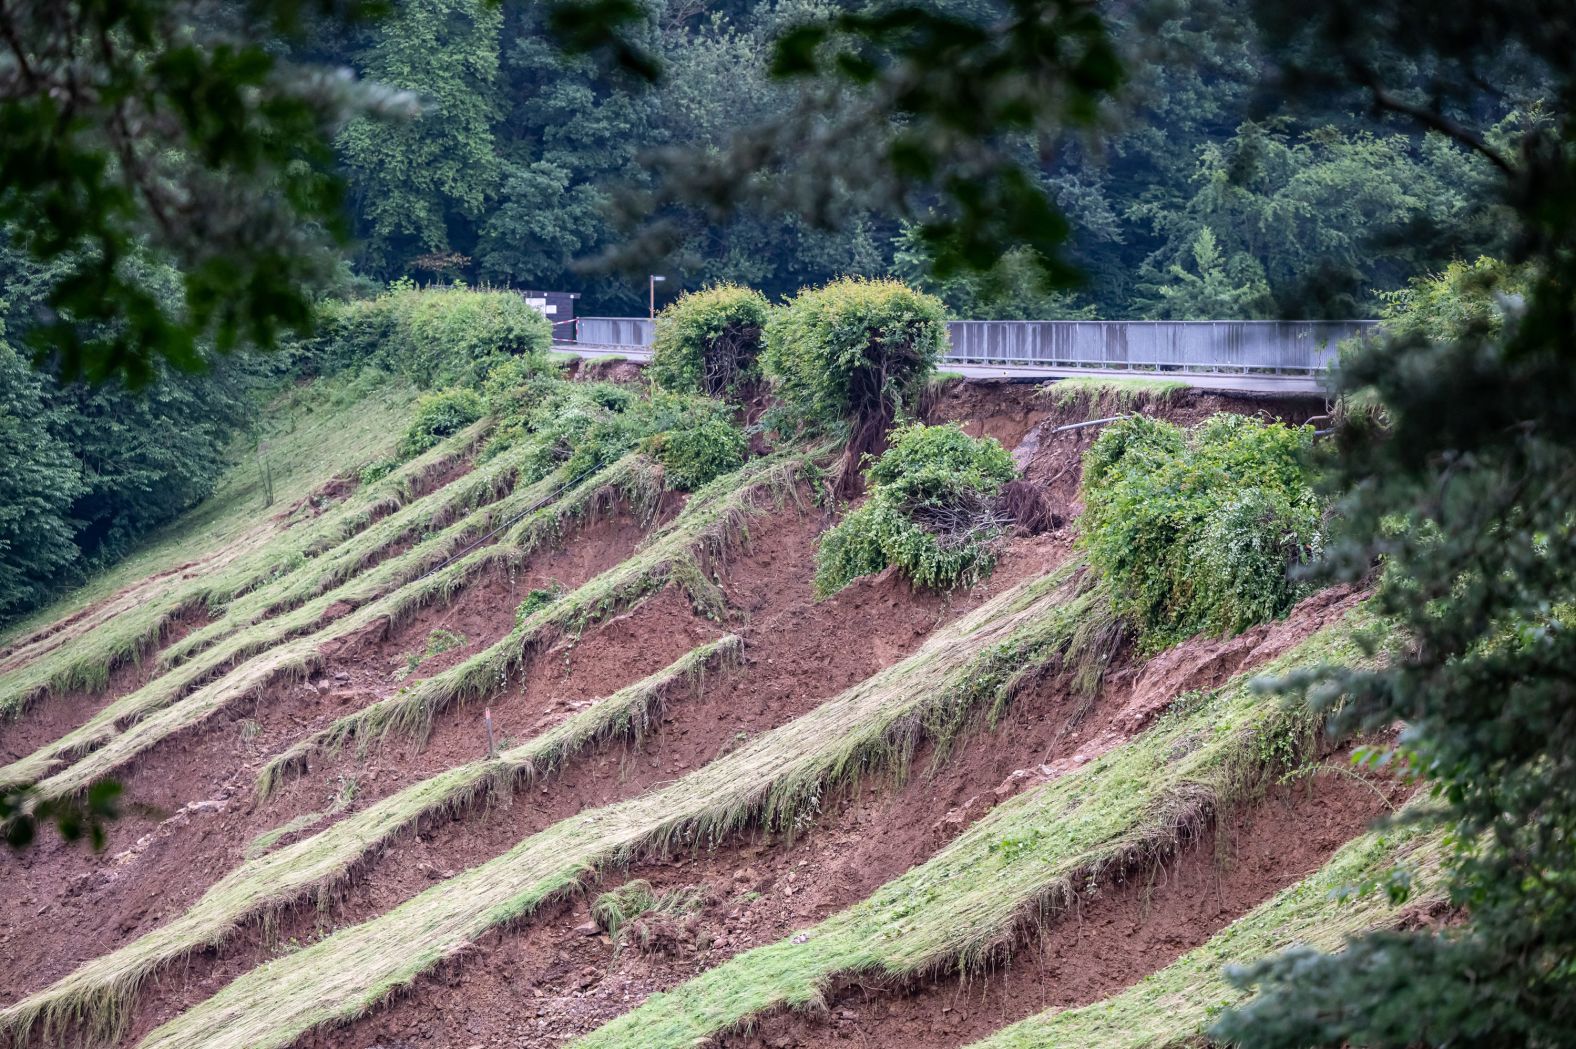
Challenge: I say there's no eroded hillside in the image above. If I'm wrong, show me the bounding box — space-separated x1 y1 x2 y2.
0 364 1427 1049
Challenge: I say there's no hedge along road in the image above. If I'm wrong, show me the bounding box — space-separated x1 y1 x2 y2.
558 343 1329 394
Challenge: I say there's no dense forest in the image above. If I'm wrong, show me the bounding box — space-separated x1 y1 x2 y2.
0 0 1544 622
317 0 1515 318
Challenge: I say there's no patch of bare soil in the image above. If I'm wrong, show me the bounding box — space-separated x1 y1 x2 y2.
928 380 1056 450
0 604 213 765
0 511 652 1004
564 358 649 385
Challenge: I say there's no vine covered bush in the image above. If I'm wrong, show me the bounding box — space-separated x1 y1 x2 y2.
314 282 553 388
1079 413 1322 651
397 388 485 457
762 278 947 438
815 423 1016 596
642 405 747 491
649 284 771 400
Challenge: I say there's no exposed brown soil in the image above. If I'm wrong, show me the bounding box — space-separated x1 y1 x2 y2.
0 510 653 1002
3 379 1383 1049
286 582 1373 1049
564 358 649 385
120 503 1001 1043
721 761 1403 1049
0 604 213 765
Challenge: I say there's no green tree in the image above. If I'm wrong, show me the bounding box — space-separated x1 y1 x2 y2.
0 338 80 618
816 422 1018 595
1201 0 1576 1042
338 0 503 274
0 0 397 383
1137 226 1273 319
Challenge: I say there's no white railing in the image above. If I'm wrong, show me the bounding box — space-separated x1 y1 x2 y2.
569 317 1377 375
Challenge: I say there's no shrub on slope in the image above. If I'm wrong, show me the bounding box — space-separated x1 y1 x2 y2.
649 284 771 400
482 362 746 492
313 281 553 387
397 388 485 457
764 277 946 488
1080 413 1322 651
816 423 1017 595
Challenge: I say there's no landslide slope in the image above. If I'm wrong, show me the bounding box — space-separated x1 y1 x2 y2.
0 369 1417 1049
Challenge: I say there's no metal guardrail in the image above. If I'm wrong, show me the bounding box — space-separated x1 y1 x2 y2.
572 317 1377 375
577 317 654 348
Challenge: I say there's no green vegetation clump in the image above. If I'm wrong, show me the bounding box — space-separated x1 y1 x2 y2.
649 284 771 399
397 389 484 457
816 423 1016 595
515 584 565 625
482 358 746 493
642 409 747 491
357 458 400 486
1079 413 1321 651
396 628 468 681
314 282 553 388
762 278 947 435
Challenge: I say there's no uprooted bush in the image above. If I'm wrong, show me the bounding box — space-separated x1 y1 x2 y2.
1079 413 1322 651
650 284 771 400
396 388 484 457
815 423 1017 596
592 879 711 952
763 278 947 488
313 281 553 388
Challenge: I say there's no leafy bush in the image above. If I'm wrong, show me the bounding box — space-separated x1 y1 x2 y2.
515 583 565 625
397 388 484 458
649 284 771 400
479 357 748 490
358 458 399 486
762 277 947 435
314 282 553 388
642 400 747 491
815 423 1016 595
1078 413 1322 651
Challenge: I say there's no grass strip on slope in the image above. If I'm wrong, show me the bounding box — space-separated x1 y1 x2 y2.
157 431 533 668
569 608 1377 1049
0 636 742 1048
257 454 804 794
962 821 1444 1049
0 373 426 660
4 544 509 797
0 421 484 716
134 560 1102 1049
0 457 549 789
1046 376 1189 409
3 449 668 794
0 452 662 793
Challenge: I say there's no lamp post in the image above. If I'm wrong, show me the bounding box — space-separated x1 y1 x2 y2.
649 274 666 319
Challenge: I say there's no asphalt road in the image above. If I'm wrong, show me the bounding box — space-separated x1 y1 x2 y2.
556 343 1330 396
